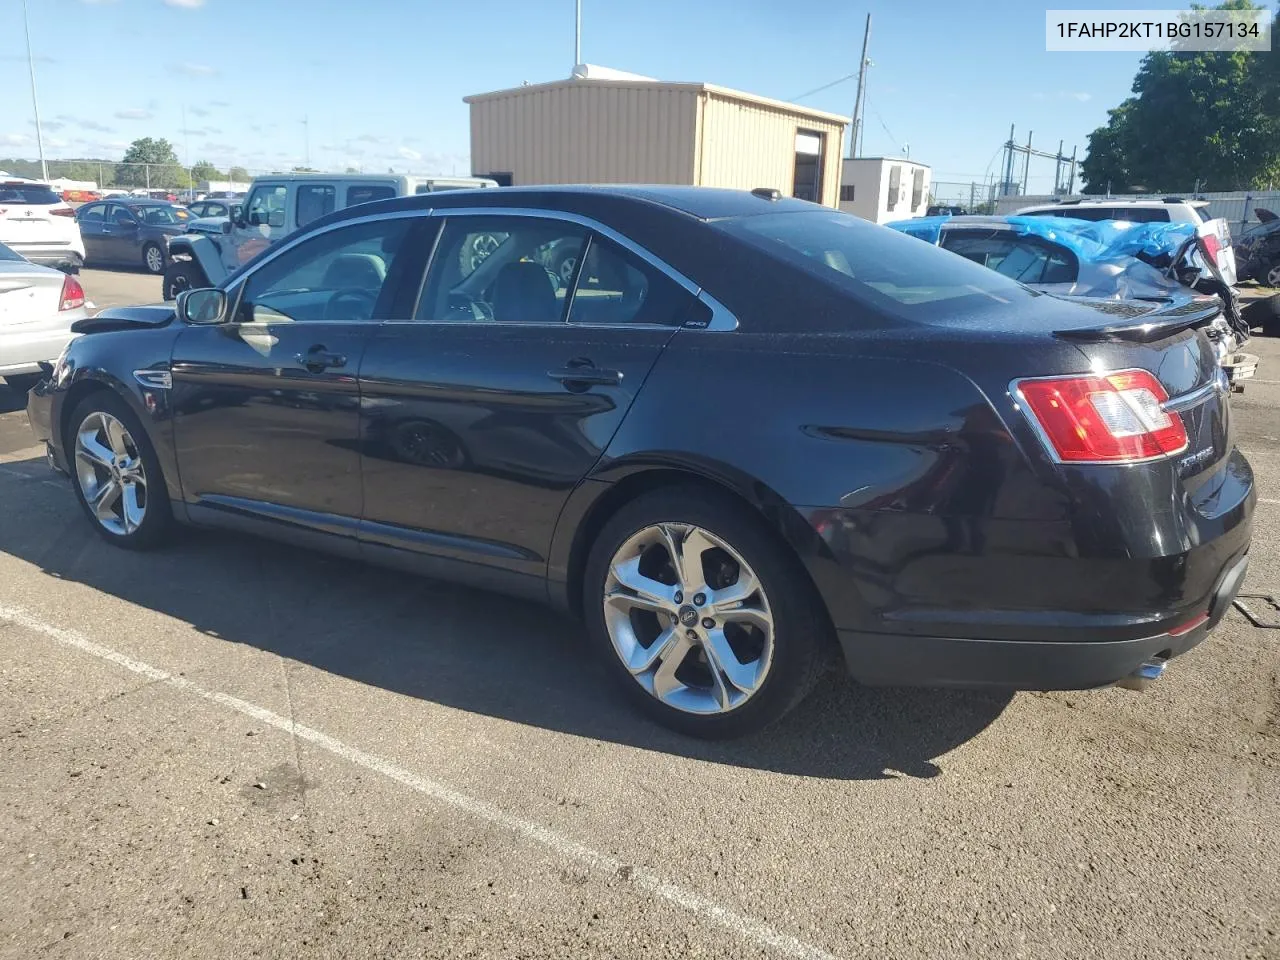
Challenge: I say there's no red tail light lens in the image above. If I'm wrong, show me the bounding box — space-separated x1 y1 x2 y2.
59 274 85 312
50 207 77 218
1014 369 1188 463
1200 232 1222 267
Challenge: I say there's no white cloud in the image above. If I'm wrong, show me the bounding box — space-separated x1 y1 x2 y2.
46 137 70 149
164 0 206 7
189 106 210 117
169 62 218 77
1 133 32 146
1068 91 1092 102
356 134 386 144
397 146 422 161
78 0 118 4
115 109 153 120
209 100 231 108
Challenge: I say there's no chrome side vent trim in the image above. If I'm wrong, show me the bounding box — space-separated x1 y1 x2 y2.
133 369 172 390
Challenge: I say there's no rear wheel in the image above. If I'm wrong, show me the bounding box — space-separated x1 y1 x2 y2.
142 242 166 275
1266 261 1280 289
163 259 207 300
583 487 831 738
68 392 172 549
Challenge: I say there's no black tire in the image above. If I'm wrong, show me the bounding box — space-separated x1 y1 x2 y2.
3 374 41 396
142 242 166 276
163 259 206 301
67 392 172 550
583 486 832 738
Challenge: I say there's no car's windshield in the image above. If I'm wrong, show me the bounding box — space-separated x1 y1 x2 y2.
131 204 190 225
720 210 1030 318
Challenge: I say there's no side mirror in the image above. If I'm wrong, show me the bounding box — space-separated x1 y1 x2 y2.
115 214 136 227
221 220 233 235
177 287 228 325
247 210 264 227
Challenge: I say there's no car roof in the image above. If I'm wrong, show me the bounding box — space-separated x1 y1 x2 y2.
328 184 821 224
1022 198 1196 208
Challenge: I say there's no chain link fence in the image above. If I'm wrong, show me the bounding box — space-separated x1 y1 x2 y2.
0 158 321 196
928 180 1000 214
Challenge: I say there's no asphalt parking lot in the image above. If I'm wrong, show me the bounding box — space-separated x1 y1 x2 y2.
1 269 1277 960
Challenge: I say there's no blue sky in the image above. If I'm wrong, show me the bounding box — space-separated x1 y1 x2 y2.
2 0 1202 191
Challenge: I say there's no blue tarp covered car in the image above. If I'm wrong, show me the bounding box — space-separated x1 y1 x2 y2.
887 213 1256 387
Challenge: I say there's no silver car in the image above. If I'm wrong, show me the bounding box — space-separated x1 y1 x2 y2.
0 241 88 395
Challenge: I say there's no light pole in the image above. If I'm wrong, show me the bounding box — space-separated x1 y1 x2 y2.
574 0 582 67
23 0 49 181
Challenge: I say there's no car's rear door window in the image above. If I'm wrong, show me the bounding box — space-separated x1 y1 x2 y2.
566 235 691 326
941 231 1079 284
78 203 106 223
415 215 588 324
296 184 336 228
346 185 397 207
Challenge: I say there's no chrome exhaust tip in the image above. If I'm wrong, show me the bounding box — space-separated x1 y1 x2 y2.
1115 658 1166 692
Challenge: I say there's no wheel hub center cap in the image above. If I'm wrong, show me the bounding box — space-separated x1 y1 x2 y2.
677 605 699 627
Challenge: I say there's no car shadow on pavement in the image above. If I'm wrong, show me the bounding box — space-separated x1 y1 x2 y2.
0 385 27 415
0 458 1011 781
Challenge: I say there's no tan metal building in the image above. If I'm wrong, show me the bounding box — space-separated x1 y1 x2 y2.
465 75 848 207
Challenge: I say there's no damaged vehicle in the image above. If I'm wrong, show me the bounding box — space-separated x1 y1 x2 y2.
1235 209 1280 291
888 214 1257 390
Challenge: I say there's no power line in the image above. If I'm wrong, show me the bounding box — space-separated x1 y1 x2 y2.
789 72 858 103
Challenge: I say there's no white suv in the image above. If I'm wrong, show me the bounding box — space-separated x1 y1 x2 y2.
163 173 497 298
0 176 86 273
1016 198 1237 285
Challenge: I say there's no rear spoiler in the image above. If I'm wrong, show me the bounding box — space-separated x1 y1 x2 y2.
1053 297 1222 343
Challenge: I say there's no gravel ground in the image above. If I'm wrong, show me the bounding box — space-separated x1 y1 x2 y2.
0 269 1277 960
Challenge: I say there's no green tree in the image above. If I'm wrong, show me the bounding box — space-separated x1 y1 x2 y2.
227 165 250 182
115 137 186 189
190 160 223 183
1081 1 1279 193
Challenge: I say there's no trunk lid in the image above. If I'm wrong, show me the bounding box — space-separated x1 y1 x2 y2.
0 261 65 327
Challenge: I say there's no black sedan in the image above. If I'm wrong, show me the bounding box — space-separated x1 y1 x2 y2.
27 186 1253 737
75 199 192 274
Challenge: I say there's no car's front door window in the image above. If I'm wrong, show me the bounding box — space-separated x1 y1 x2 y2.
245 184 286 229
234 218 415 324
415 216 588 324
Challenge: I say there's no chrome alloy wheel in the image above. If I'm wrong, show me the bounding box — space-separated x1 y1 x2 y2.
74 412 148 536
602 523 774 715
145 245 165 274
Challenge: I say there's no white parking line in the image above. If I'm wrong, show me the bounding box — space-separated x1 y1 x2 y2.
0 603 837 960
0 464 66 490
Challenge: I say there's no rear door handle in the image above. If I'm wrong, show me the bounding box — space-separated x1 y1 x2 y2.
547 366 623 387
295 348 348 372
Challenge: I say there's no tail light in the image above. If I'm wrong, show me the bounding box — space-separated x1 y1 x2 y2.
1200 232 1222 268
50 207 77 218
59 274 85 312
1014 369 1188 463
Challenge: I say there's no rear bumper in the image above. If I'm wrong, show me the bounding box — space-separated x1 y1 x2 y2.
838 550 1249 689
0 327 79 376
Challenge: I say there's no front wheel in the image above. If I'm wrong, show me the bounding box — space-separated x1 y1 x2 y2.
163 259 207 300
583 487 831 738
68 392 172 549
142 242 166 275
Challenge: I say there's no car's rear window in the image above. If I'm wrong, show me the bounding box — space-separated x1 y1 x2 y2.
0 241 25 262
1192 205 1212 223
720 211 1028 317
0 183 61 205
